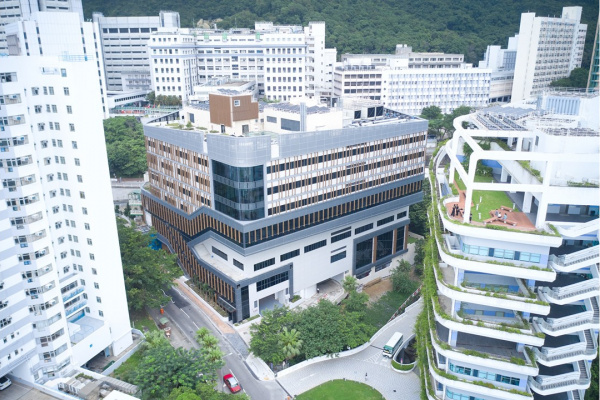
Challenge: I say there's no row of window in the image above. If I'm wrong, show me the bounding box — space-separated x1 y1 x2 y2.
256 271 289 292
305 239 327 253
461 244 542 263
267 152 423 195
449 362 520 386
254 258 275 272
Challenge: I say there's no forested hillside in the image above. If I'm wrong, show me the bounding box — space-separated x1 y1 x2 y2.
83 0 598 67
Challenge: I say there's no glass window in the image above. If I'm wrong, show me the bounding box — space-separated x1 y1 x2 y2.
355 238 373 269
376 230 394 260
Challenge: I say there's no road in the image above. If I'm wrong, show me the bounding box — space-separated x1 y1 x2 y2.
163 287 288 400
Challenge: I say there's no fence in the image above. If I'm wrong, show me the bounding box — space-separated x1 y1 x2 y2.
388 284 423 323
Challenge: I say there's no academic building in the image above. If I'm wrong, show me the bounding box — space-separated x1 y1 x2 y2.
141 94 426 322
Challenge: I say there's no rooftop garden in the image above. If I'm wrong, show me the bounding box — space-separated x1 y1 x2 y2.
453 171 518 223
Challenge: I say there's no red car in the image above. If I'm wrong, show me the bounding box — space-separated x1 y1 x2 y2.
223 373 242 393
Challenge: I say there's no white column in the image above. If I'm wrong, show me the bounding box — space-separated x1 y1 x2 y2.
500 166 508 182
516 136 523 152
449 164 456 184
463 154 477 223
536 198 549 229
522 192 533 213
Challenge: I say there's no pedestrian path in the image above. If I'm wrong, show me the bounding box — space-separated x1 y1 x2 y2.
277 299 423 400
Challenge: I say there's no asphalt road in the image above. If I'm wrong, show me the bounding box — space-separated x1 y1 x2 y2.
164 287 288 400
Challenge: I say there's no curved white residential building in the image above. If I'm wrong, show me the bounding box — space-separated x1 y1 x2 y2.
424 88 599 400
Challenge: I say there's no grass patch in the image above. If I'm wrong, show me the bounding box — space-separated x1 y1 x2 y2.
407 236 418 245
453 172 517 222
130 309 159 334
364 282 420 330
392 359 415 370
297 380 384 400
112 348 143 382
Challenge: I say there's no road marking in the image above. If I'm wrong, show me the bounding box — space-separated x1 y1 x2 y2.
224 352 233 357
299 373 316 381
180 309 199 329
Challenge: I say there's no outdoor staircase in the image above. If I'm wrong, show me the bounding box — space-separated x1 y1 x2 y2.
548 246 599 273
572 389 581 400
578 360 588 380
590 296 599 321
584 330 595 351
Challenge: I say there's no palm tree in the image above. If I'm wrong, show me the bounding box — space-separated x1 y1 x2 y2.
195 327 210 345
201 334 219 350
278 327 302 362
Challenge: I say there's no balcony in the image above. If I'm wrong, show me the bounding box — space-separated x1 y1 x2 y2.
528 361 590 396
538 268 599 305
62 287 84 303
434 294 544 346
548 246 599 273
65 300 87 317
533 299 599 336
434 260 550 315
437 233 556 282
534 331 597 366
68 314 105 344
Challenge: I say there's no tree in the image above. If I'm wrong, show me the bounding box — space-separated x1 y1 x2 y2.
167 387 202 400
413 239 426 276
249 306 295 365
342 275 358 293
278 327 302 361
103 116 147 178
420 106 443 121
390 260 415 294
134 343 224 399
124 203 132 217
146 91 156 104
550 68 589 88
295 300 347 359
409 178 430 237
117 219 181 311
586 348 599 400
195 327 211 344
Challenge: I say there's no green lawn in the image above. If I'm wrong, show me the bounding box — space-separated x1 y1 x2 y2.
453 172 517 222
112 349 143 382
407 236 418 245
297 380 384 400
364 282 420 330
130 309 159 334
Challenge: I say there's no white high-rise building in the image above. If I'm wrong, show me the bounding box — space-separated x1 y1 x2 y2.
425 88 599 400
0 0 83 53
92 11 180 93
147 21 336 103
511 6 587 102
0 12 132 384
334 45 491 115
479 35 519 103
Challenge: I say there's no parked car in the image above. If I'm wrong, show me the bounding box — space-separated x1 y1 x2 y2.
223 373 241 393
0 376 12 390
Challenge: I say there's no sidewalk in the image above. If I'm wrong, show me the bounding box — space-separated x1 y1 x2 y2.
175 277 235 334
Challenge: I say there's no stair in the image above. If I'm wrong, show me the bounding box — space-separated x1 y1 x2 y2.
590 296 599 319
578 360 588 379
584 330 595 350
572 390 581 400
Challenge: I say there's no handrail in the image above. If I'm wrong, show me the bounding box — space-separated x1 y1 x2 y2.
534 311 594 332
541 279 599 301
550 246 599 267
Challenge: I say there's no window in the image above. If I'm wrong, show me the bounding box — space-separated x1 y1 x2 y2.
355 223 373 234
96 296 101 303
331 251 346 263
94 282 99 289
256 271 288 292
280 249 300 262
233 100 241 106
74 158 80 166
63 87 70 96
331 231 351 243
254 258 275 271
48 87 54 95
92 268 97 275
79 192 85 199
82 207 88 215
377 215 394 226
304 239 326 253
266 116 277 123
66 105 72 114
61 69 67 77
69 124 75 132
99 310 104 317
72 141 77 149
233 259 244 270
87 238 92 245
211 246 228 261
89 253 95 260
77 175 83 183
355 238 373 269
397 211 407 219
84 223 90 230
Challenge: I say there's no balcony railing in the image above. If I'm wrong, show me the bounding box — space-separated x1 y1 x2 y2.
62 287 84 303
65 300 87 317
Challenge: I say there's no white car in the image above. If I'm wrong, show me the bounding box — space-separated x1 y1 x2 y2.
0 375 12 390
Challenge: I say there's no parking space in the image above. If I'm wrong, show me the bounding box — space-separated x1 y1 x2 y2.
0 380 58 400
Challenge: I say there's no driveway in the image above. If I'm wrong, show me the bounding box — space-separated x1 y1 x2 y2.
277 299 423 399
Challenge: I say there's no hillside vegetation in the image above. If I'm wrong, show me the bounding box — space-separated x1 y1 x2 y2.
84 0 597 67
